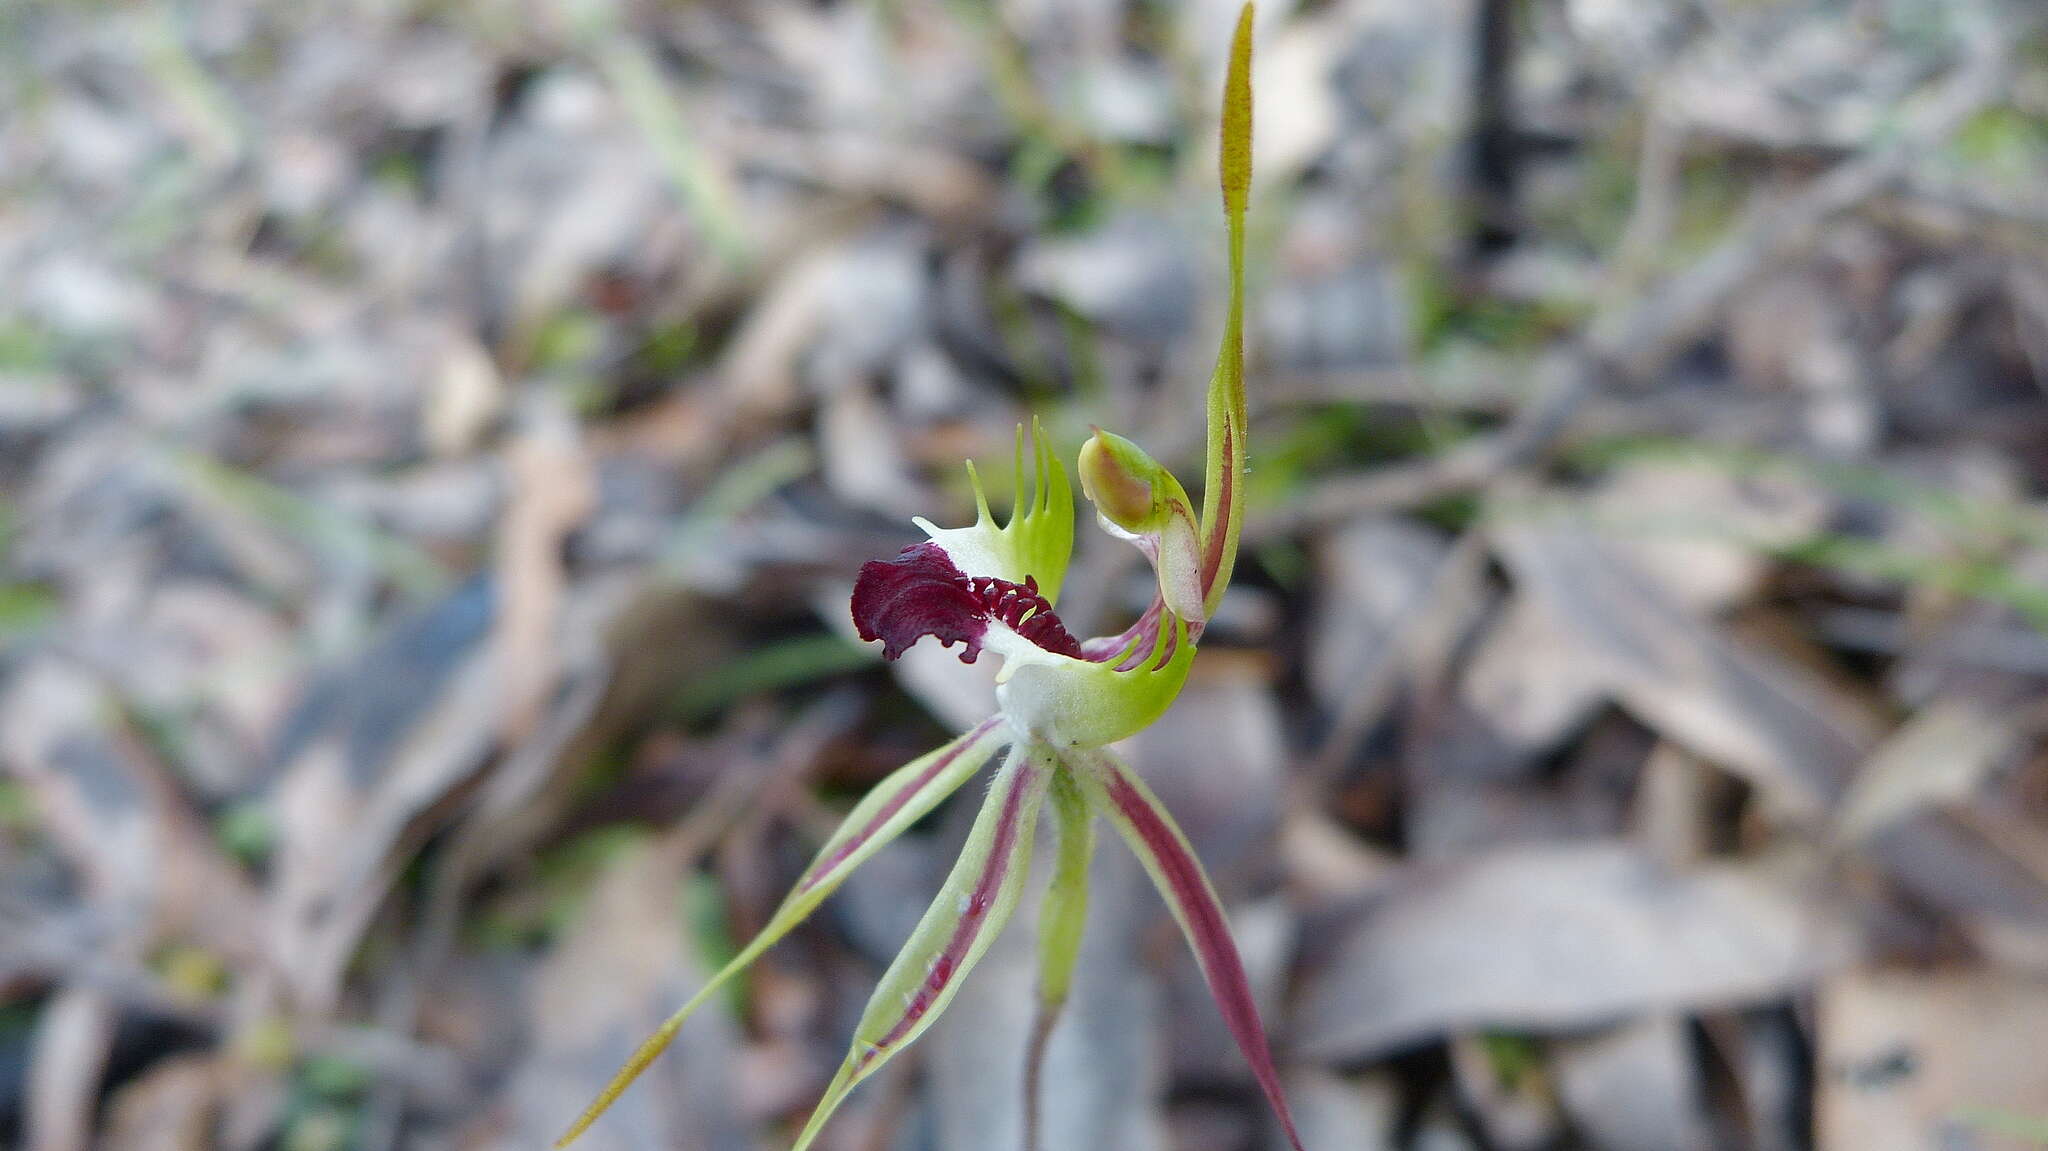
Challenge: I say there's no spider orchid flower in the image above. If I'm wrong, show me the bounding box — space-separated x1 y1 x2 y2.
557 8 1303 1149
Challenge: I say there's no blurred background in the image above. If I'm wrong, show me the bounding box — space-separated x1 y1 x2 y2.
4 0 2048 1148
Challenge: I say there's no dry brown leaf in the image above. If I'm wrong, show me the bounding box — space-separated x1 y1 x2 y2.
1458 596 1610 759
486 835 747 1151
1492 518 1878 817
1306 517 1450 716
265 578 502 1013
1293 843 1855 1061
1818 968 2048 1151
99 1055 223 1151
1584 459 1830 613
1550 1015 1712 1151
496 417 597 743
1866 810 2048 966
23 987 115 1151
0 660 261 956
1836 699 2023 841
818 383 925 518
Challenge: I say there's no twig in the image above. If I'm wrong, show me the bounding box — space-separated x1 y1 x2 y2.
1588 0 2022 377
1248 356 1586 540
1249 0 2023 538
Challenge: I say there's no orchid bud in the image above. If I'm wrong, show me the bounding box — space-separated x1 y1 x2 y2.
1076 429 1205 630
1078 429 1163 532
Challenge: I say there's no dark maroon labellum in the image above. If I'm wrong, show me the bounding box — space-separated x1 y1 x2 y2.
851 542 1083 663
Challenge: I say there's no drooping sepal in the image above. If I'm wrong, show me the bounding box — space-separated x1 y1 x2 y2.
553 719 1009 1149
789 744 1053 1151
1078 747 1306 1151
914 417 1074 604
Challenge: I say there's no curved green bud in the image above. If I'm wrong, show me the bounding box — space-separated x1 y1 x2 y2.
915 417 1074 605
1077 429 1205 628
1078 429 1164 533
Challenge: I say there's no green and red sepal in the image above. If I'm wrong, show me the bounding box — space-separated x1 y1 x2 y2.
1078 747 1306 1151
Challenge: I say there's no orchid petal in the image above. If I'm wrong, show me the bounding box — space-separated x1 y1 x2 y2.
554 718 1009 1149
1024 768 1093 1151
915 417 1074 605
1078 747 1306 1151
1199 3 1254 617
853 542 1084 665
790 744 1052 1151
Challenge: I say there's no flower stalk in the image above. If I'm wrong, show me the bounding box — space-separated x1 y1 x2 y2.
556 6 1305 1149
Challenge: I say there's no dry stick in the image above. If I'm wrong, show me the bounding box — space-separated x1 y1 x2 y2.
1590 0 2020 379
0 910 464 1102
1817 607 2048 676
1249 356 1587 542
357 659 615 1151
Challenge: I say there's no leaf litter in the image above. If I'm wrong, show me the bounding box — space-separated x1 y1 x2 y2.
3 0 2048 1148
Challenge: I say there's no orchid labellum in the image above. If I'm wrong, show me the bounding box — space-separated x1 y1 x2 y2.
558 7 1302 1148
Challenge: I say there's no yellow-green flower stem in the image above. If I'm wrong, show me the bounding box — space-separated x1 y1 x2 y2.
1024 769 1094 1151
